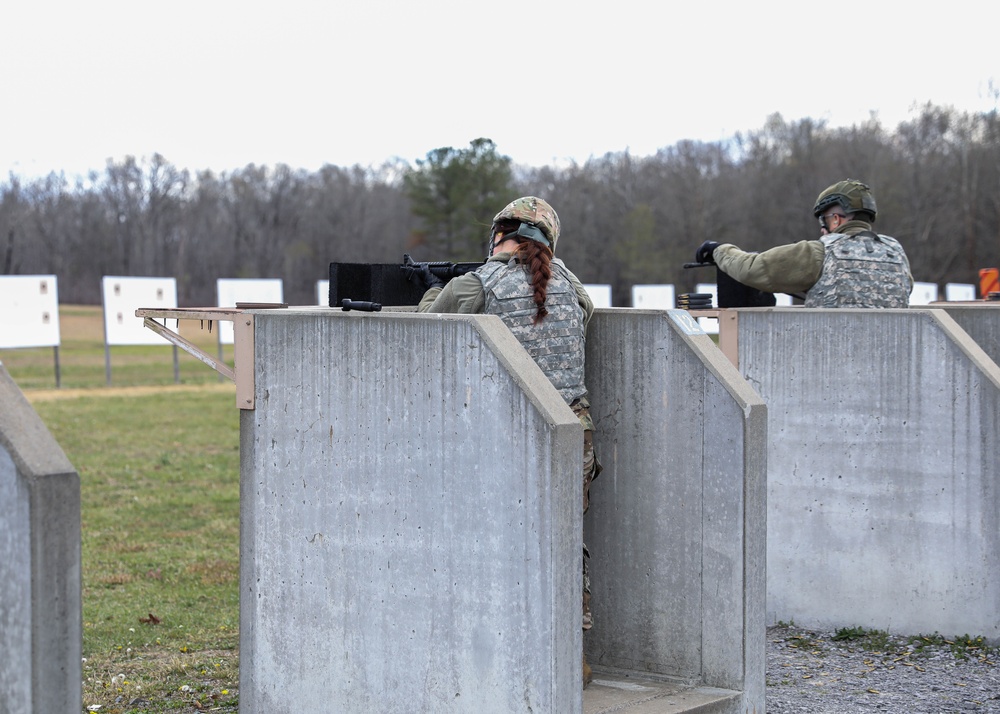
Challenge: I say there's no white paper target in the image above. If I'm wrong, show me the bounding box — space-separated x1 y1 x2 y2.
0 275 60 348
631 284 676 309
694 283 719 334
216 278 284 344
909 282 939 306
945 283 975 302
582 284 612 308
102 276 178 346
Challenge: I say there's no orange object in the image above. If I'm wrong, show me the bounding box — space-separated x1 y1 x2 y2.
980 268 999 298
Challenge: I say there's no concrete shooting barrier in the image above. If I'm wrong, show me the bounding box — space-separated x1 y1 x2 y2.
0 363 81 714
239 309 582 713
584 309 767 713
733 308 1000 640
235 306 767 714
935 303 1000 366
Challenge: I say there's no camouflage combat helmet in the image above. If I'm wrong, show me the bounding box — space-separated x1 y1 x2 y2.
492 196 561 251
813 179 878 223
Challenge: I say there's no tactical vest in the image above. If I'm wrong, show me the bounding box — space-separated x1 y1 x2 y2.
804 231 911 308
475 257 587 404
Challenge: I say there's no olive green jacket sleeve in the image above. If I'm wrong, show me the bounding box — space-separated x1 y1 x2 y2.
714 240 825 294
416 272 486 314
416 253 595 330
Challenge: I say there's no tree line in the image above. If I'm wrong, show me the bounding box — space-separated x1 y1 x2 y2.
2 103 998 307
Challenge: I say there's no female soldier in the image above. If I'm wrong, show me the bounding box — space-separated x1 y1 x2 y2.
415 196 600 688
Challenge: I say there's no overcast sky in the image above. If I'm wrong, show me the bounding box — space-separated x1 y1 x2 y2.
3 0 997 180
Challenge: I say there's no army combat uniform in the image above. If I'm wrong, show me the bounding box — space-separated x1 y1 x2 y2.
714 219 913 308
418 251 602 631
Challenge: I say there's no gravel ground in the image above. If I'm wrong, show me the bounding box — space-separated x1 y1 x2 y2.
766 624 1000 713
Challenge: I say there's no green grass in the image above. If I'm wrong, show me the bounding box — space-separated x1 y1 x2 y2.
6 305 242 712
831 626 909 655
37 389 241 713
830 626 998 661
908 633 999 661
2 304 234 390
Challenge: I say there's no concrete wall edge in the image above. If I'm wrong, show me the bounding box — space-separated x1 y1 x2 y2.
919 308 1000 389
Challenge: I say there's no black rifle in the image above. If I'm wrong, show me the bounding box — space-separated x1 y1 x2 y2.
400 254 484 285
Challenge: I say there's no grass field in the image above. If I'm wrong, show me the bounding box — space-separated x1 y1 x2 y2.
3 304 236 391
4 306 242 713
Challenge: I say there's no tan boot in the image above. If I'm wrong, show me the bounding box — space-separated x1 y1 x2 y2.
582 653 593 689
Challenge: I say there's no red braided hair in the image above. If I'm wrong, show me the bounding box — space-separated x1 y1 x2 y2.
514 239 553 324
492 218 555 324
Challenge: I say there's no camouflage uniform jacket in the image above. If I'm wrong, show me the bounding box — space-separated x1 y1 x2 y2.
713 220 914 302
804 230 911 307
417 252 594 410
418 252 594 327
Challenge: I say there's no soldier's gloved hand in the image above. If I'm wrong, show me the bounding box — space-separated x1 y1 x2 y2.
416 264 445 291
695 241 720 265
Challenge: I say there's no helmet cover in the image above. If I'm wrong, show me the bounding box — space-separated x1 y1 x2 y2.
492 196 561 250
813 179 878 222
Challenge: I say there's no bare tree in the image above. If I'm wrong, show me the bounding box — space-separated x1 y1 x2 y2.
0 176 25 275
3 101 999 308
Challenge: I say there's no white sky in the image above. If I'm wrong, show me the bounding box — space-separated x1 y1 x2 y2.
2 0 998 180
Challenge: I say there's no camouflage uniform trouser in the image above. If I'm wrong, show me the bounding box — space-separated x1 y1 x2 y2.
572 400 602 632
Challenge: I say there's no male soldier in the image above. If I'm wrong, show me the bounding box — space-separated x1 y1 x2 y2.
695 179 913 307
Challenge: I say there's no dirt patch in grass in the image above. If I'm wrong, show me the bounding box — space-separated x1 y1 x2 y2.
24 381 236 402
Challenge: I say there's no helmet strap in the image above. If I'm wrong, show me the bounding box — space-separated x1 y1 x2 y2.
488 222 549 257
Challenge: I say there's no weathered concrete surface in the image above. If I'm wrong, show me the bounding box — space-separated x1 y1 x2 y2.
584 672 741 714
237 307 767 714
239 310 583 713
736 308 1000 640
0 363 81 714
585 309 767 714
936 303 1000 365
